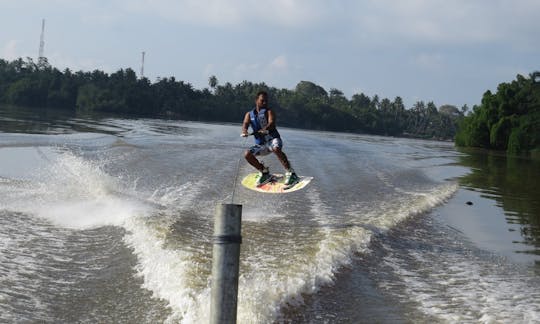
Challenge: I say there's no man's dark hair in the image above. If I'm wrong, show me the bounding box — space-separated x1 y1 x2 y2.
256 90 268 98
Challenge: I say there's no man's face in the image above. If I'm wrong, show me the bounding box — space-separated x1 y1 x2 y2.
256 95 268 108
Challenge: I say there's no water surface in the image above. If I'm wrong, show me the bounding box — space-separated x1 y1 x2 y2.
0 106 538 323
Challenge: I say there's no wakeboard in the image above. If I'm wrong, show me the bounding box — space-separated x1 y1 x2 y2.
241 173 313 193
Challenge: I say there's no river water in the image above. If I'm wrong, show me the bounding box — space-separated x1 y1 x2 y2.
0 107 538 323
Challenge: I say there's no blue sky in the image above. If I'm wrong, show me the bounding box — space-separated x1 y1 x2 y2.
1 0 539 109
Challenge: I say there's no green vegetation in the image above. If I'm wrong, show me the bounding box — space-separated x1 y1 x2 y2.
455 72 540 155
1 57 466 139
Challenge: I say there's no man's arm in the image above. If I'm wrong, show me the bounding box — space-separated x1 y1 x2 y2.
241 112 251 136
264 109 277 131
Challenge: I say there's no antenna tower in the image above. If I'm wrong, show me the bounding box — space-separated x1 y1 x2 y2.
140 51 145 78
38 19 46 62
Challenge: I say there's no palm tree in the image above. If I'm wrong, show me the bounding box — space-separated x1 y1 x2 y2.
208 75 218 92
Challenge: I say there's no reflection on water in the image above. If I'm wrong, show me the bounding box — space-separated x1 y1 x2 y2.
0 104 194 136
457 149 540 256
0 104 119 134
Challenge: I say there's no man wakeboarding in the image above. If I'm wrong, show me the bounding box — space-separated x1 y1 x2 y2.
241 91 299 187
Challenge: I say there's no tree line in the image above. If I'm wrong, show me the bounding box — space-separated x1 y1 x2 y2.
455 72 540 155
1 57 468 139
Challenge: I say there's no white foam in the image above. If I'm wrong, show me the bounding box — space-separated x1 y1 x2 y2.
382 251 540 323
175 183 458 323
36 198 145 229
123 216 204 323
121 186 377 323
0 150 150 229
0 144 472 323
121 181 212 323
0 147 219 322
363 182 458 231
241 205 286 222
231 189 374 322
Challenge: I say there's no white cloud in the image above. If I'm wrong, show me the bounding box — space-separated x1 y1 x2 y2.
47 51 112 73
233 62 260 80
412 53 444 71
269 55 288 70
122 0 235 26
81 13 121 26
203 63 215 77
121 0 331 28
2 40 21 60
353 0 540 46
228 55 293 84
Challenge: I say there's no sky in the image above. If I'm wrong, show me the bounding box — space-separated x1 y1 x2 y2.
1 0 539 109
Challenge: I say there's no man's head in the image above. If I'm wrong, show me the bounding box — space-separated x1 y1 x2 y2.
255 91 268 109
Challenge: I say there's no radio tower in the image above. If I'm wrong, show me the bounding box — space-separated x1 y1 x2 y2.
38 19 46 64
140 51 145 78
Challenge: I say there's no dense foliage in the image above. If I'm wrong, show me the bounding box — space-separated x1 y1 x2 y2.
0 57 466 139
455 72 540 154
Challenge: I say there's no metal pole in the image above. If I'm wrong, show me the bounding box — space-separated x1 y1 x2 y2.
140 51 145 78
210 203 242 324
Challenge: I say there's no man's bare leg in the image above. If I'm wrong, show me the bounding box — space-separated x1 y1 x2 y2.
244 150 265 171
273 147 292 171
